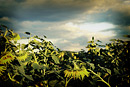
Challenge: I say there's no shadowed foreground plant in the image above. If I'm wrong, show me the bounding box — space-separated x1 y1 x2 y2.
64 60 90 87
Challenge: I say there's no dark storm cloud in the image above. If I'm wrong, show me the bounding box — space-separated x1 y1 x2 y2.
114 27 130 37
0 0 98 23
1 0 128 23
0 0 19 29
14 0 95 21
86 9 130 26
0 0 18 18
1 0 129 23
101 26 130 40
0 20 12 29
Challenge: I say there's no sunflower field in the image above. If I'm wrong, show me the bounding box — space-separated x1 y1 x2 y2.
0 25 130 87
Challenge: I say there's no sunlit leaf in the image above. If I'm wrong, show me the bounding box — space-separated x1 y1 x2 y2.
32 62 41 69
106 45 109 50
74 56 76 59
73 62 80 70
87 41 94 43
52 55 60 64
13 33 21 41
16 51 28 61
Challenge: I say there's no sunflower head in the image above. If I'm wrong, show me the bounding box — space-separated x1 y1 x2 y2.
64 66 90 80
0 52 15 64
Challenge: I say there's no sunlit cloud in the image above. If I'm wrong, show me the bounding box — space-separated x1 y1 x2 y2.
78 22 115 32
0 17 10 22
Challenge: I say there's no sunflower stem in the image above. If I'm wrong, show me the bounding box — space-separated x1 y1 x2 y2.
88 69 111 87
65 77 73 87
8 73 20 84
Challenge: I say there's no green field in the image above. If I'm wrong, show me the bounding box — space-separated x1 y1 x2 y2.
0 25 130 87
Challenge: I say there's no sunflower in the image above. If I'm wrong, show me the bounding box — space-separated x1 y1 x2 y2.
64 62 90 80
16 50 28 61
0 52 15 64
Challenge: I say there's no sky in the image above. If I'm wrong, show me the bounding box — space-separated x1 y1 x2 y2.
0 0 130 51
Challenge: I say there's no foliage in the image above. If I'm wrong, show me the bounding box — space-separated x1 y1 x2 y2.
0 25 130 87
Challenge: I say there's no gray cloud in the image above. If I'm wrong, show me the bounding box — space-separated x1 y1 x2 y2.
14 0 96 21
86 10 130 26
0 0 19 29
55 36 88 51
0 0 96 22
101 26 130 40
0 0 18 18
1 0 129 23
85 8 130 40
14 0 26 3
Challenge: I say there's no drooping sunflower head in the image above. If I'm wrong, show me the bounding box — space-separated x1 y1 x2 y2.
0 52 15 64
64 66 90 80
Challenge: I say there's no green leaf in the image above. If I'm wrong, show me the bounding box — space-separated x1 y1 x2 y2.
73 61 80 70
17 66 33 81
52 55 60 64
110 39 116 41
32 63 41 69
97 40 102 42
43 35 47 38
34 35 39 38
25 32 31 35
86 44 91 48
114 68 120 75
106 68 111 75
14 41 17 44
1 24 8 28
41 65 47 70
66 65 72 69
57 48 61 51
98 64 111 75
92 37 94 41
87 41 94 43
13 33 21 41
49 80 59 87
87 62 95 70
